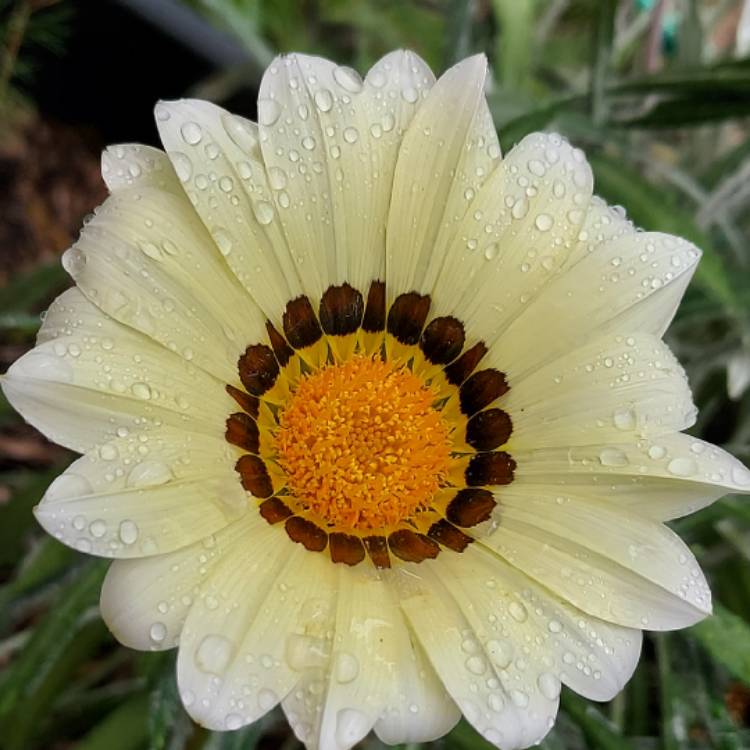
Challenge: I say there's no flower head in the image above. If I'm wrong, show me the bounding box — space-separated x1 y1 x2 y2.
3 50 750 749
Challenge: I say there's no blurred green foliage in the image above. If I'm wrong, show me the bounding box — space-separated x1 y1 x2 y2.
2 1 750 749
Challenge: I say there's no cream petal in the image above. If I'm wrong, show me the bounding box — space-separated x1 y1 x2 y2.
505 332 695 448
483 496 711 629
399 563 558 750
63 182 264 384
431 133 593 341
176 526 337 731
101 143 183 195
514 432 750 520
155 98 304 322
493 232 701 380
372 622 460 745
563 195 635 269
2 290 233 453
256 51 434 301
386 54 501 301
438 546 641 702
34 426 246 558
99 520 251 650
282 567 456 750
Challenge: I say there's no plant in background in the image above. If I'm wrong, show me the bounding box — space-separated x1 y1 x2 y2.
3 44 750 749
1 3 750 750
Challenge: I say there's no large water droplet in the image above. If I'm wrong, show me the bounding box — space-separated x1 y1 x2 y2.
333 66 363 93
252 200 275 226
180 121 203 145
599 447 628 467
195 634 234 675
667 457 697 477
258 98 282 126
314 89 333 112
334 708 370 747
127 461 173 488
486 639 512 669
537 672 561 700
119 519 139 545
334 652 359 683
150 622 167 642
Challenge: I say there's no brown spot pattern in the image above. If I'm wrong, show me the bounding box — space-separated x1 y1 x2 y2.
362 281 386 332
283 296 322 349
465 451 516 487
265 320 294 367
235 454 274 497
444 341 488 386
225 412 260 453
319 283 364 336
446 488 496 527
387 292 431 345
460 369 509 415
363 535 391 568
238 344 279 396
420 316 465 364
388 529 440 562
466 408 513 451
259 497 293 524
285 516 328 551
329 532 366 565
428 519 473 552
226 384 259 419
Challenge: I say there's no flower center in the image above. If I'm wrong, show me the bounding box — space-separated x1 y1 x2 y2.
274 356 452 532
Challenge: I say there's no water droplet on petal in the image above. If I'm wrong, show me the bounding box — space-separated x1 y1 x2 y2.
258 98 282 126
180 121 203 145
195 634 234 674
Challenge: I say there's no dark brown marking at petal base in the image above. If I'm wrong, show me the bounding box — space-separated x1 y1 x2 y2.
465 452 516 487
466 409 513 451
225 412 260 453
319 284 364 336
363 535 391 568
265 320 294 367
420 316 465 365
226 384 259 419
388 529 440 563
460 369 509 416
259 497 293 524
362 281 386 332
387 292 431 345
329 533 366 565
283 296 323 350
235 454 274 497
428 519 472 552
444 341 488 386
446 488 496 527
285 516 328 552
238 344 279 396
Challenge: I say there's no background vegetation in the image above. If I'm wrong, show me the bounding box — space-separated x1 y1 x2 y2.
1 0 750 748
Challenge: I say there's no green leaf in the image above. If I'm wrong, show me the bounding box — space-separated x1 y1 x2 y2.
690 604 750 685
490 0 534 91
561 692 634 750
0 559 107 725
0 262 67 314
75 693 151 750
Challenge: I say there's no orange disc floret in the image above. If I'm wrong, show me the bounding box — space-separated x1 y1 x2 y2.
274 356 452 531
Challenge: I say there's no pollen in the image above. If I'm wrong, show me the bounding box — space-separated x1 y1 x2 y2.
274 356 452 531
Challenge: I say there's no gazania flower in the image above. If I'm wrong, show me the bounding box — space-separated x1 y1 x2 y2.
4 50 750 749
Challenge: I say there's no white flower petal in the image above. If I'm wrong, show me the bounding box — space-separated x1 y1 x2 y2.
399 564 558 750
101 143 183 195
2 290 233 453
483 495 711 629
386 55 500 298
505 332 695 448
177 527 337 731
494 232 700 380
438 546 641 702
563 195 635 269
386 54 501 300
514 432 750 520
372 626 460 745
154 98 305 322
34 426 245 558
99 521 251 650
63 181 263 384
256 51 434 301
431 133 593 341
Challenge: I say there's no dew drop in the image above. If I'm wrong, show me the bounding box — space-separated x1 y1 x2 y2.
195 634 234 675
258 98 282 126
180 121 203 145
252 201 275 226
333 66 363 93
599 447 628 467
334 652 360 683
535 213 554 232
150 622 167 642
667 457 697 477
538 672 561 700
314 89 333 112
335 708 369 746
119 519 139 545
343 127 359 144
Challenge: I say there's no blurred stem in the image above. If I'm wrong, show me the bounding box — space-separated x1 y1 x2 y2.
0 0 31 109
655 635 680 750
591 0 616 125
491 0 534 91
443 0 474 67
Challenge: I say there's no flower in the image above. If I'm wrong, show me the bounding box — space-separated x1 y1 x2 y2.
3 49 750 750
